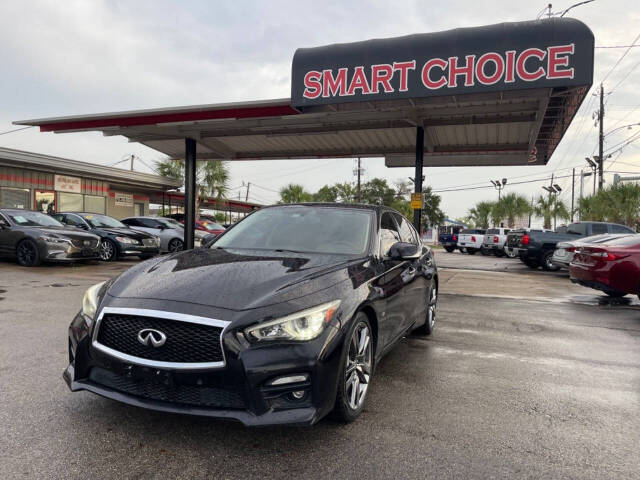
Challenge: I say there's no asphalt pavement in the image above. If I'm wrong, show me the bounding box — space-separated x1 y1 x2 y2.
0 253 638 479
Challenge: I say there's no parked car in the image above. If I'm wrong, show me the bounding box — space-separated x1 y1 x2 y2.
551 234 631 270
0 209 100 266
438 225 462 252
166 213 226 237
505 228 551 258
52 212 160 262
509 222 635 271
121 216 212 252
457 228 485 254
64 204 438 426
570 235 640 298
481 228 510 256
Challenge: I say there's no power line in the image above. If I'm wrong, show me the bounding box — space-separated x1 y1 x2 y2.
599 32 640 84
595 45 640 49
0 125 33 136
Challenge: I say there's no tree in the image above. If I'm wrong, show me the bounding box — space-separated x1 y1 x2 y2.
468 201 495 229
492 193 531 228
279 183 312 203
577 183 640 228
156 158 229 220
421 186 445 227
312 185 338 202
333 182 356 203
360 178 397 205
534 195 570 229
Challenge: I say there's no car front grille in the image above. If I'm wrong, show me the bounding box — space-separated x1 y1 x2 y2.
89 367 245 409
96 313 224 364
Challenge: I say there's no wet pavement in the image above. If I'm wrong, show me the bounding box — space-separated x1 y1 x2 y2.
0 255 639 479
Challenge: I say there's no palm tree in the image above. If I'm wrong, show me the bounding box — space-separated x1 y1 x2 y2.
493 193 531 228
279 183 312 203
468 201 495 229
156 158 229 219
534 195 570 229
577 183 640 228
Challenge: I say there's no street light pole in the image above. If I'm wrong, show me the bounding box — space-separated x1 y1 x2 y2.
598 84 605 190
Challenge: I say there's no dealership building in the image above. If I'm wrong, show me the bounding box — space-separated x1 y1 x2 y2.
0 147 182 218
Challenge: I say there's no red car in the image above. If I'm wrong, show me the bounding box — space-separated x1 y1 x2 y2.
166 214 226 236
569 234 640 298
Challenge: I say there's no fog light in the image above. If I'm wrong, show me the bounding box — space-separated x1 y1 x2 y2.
291 390 305 400
267 374 309 386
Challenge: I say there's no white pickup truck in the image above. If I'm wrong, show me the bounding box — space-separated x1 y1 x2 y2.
457 228 486 254
481 227 510 256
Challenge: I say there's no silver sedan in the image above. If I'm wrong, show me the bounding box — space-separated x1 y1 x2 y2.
121 216 211 252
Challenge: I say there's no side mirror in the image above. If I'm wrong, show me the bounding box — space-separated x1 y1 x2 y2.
388 242 420 260
158 224 167 230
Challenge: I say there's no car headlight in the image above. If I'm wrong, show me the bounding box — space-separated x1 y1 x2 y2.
116 236 138 245
244 300 341 342
82 281 106 324
40 235 70 244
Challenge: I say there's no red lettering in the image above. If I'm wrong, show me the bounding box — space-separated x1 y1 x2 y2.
371 64 394 93
504 50 516 83
516 48 546 81
322 68 348 97
347 66 371 95
475 52 505 85
393 60 416 91
448 55 476 87
547 44 575 79
303 71 322 99
421 58 447 89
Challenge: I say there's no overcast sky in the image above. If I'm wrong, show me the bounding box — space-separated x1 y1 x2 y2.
1 0 639 220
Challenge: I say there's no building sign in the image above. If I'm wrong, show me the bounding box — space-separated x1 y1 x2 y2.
114 192 133 207
410 193 423 210
54 174 82 194
291 18 594 108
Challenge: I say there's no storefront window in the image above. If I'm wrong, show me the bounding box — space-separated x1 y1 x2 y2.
84 195 106 214
58 192 83 212
35 190 56 214
0 187 30 209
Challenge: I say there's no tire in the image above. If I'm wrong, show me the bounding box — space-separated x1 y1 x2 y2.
415 282 437 336
460 247 467 253
467 248 477 255
444 246 455 253
541 251 560 272
480 246 491 256
332 313 373 423
506 249 518 258
98 239 117 262
523 258 539 269
494 250 505 258
16 239 41 267
168 238 184 252
605 290 627 298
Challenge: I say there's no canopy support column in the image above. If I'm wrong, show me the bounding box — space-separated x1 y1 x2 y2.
184 138 197 250
413 126 424 234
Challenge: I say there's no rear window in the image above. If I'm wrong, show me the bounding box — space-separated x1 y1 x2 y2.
611 224 635 234
460 229 473 234
486 229 499 234
567 223 588 235
600 235 640 247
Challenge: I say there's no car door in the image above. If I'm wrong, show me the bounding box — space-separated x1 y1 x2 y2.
394 213 428 327
371 211 409 348
0 212 14 256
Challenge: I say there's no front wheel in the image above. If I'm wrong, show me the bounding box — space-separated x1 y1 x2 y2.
16 239 41 267
541 251 560 272
332 313 373 423
444 246 455 253
480 247 491 256
168 238 184 252
467 248 477 255
99 239 117 262
415 283 437 336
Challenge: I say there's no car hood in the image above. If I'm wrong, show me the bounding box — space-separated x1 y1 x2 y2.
29 226 99 240
95 227 152 239
107 248 366 310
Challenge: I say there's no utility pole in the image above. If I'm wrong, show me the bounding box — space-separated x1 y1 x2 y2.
245 182 251 202
528 196 534 228
598 83 604 190
355 157 362 203
571 168 575 222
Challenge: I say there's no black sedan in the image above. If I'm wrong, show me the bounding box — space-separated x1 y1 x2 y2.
52 212 160 261
0 209 101 266
64 204 438 426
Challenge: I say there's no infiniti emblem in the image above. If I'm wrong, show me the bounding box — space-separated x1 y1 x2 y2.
137 328 167 347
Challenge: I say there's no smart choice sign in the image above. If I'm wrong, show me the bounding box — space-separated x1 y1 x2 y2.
291 18 594 108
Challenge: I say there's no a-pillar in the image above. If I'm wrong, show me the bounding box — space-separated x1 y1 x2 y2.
184 138 197 250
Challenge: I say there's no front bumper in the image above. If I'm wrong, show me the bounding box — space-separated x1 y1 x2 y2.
65 308 345 426
43 243 100 261
117 244 160 257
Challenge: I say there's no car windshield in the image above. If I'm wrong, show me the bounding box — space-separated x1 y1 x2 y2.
202 222 225 231
157 218 183 229
5 211 64 227
213 206 373 255
81 214 126 228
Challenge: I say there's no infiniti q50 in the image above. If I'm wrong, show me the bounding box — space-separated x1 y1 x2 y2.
64 204 438 426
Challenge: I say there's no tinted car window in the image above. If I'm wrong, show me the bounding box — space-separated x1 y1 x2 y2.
567 223 587 235
556 226 567 234
486 229 499 235
214 206 373 255
81 214 126 228
63 214 86 227
121 218 139 227
592 223 608 235
611 224 635 234
5 211 63 227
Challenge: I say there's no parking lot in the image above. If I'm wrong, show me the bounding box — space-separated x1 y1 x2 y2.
1 252 639 479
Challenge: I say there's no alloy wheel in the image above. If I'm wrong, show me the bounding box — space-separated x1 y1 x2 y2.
99 241 115 261
428 286 437 328
17 241 37 266
345 322 372 411
168 239 183 252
